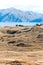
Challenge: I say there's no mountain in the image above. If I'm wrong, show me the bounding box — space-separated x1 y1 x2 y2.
0 8 43 23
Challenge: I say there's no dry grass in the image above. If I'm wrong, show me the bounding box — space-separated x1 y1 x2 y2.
0 25 43 64
0 51 43 65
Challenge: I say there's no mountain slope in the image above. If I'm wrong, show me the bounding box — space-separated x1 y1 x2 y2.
0 8 43 22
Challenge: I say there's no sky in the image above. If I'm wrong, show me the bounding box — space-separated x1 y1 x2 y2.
0 0 43 13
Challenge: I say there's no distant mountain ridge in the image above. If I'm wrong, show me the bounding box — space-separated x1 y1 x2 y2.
0 8 43 23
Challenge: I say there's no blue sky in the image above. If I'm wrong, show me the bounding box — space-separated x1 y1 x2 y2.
0 0 43 13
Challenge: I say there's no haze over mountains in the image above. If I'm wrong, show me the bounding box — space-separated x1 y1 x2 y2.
0 8 43 23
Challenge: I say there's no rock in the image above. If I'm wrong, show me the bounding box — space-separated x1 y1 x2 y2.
6 61 22 65
16 43 26 47
37 34 43 38
7 30 18 34
8 41 16 44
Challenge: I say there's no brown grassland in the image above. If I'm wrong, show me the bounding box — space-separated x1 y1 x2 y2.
0 25 43 65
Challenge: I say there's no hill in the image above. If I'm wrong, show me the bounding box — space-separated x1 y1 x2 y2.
0 25 43 51
0 25 43 65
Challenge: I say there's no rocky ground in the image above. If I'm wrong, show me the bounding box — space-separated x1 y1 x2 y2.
0 25 43 65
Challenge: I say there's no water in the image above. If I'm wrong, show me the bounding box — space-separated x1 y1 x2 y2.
0 22 43 27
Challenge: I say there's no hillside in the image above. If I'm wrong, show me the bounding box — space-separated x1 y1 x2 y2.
0 25 43 65
0 25 43 51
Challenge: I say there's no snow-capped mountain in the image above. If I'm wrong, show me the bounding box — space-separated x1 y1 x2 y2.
0 8 43 22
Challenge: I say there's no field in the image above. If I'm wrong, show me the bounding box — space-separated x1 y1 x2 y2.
0 25 43 65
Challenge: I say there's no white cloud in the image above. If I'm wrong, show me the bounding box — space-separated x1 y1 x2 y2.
0 0 43 13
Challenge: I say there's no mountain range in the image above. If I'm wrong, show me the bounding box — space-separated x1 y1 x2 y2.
0 8 43 23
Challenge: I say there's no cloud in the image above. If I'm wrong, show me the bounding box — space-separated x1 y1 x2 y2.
0 0 43 13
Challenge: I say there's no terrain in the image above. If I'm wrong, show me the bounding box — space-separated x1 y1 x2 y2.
0 25 43 65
